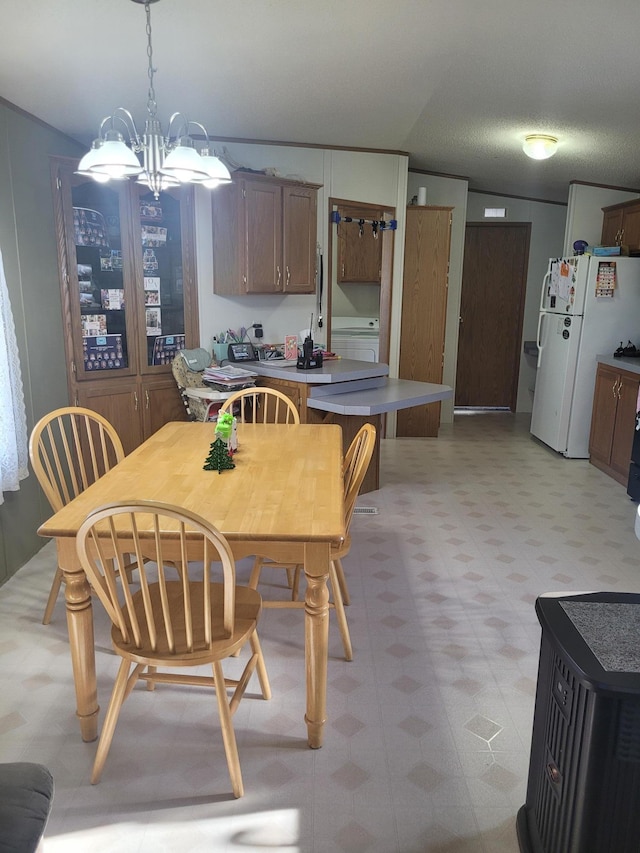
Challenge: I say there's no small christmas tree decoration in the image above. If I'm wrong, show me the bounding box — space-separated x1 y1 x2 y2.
203 436 235 474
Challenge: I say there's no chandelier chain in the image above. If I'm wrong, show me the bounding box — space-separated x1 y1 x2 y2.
145 2 157 118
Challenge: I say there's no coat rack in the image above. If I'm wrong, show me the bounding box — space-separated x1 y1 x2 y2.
330 210 397 238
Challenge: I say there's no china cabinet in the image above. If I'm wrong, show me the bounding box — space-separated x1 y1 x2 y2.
51 156 198 454
212 173 320 295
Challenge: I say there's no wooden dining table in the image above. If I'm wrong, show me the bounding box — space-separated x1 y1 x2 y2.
37 421 345 748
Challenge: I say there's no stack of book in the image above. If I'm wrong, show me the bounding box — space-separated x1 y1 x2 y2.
203 364 257 392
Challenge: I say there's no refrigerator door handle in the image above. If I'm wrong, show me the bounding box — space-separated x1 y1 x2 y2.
540 270 551 313
536 312 545 368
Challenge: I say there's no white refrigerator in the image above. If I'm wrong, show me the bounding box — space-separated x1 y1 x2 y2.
530 255 640 457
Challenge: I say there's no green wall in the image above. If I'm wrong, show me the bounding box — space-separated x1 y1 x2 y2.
0 102 82 586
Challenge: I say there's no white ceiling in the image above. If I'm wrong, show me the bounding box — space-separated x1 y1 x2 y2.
3 0 640 203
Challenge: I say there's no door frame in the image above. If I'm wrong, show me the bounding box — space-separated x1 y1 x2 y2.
327 198 395 365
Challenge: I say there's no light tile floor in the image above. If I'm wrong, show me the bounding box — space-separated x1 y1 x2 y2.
2 412 640 852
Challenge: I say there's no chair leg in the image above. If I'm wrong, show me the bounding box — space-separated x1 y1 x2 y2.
329 560 353 661
212 661 244 798
91 658 133 784
248 556 263 589
145 666 157 691
249 631 271 700
42 567 63 625
291 565 303 601
333 557 351 606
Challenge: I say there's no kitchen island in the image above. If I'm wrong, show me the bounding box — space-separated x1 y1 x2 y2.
250 358 452 493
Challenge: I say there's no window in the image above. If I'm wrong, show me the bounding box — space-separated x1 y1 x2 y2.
0 247 28 504
484 208 507 218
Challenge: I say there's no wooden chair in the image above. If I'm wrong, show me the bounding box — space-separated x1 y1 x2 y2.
75 500 271 798
28 407 125 624
218 387 300 424
249 423 376 661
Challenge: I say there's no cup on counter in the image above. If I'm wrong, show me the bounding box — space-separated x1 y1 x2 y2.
212 343 228 363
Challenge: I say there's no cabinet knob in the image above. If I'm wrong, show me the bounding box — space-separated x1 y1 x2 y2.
276 266 281 290
134 391 139 411
286 265 290 287
145 390 150 408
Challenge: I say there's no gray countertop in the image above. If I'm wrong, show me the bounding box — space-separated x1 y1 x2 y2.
250 358 389 384
251 358 452 416
596 354 640 375
306 379 453 416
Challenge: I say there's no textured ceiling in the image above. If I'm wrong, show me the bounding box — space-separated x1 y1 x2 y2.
2 0 640 203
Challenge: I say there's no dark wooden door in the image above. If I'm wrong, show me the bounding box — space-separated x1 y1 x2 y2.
455 223 530 409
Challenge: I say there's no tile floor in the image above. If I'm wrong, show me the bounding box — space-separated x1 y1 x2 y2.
2 412 640 852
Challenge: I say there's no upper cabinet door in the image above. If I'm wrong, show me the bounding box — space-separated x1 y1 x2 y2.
53 161 198 383
212 174 321 295
283 185 317 293
337 206 383 284
131 185 198 373
244 178 283 293
53 159 139 381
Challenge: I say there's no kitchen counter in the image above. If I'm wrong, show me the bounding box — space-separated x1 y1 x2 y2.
307 379 451 416
253 358 452 492
596 353 640 375
250 358 389 383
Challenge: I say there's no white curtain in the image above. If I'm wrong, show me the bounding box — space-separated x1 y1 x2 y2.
0 247 28 505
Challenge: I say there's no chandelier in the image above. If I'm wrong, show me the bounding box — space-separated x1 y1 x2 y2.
76 0 231 198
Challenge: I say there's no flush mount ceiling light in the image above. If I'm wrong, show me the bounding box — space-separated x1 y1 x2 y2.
76 0 231 197
522 134 559 161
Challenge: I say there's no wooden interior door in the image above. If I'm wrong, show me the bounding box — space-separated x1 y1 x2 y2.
397 206 452 437
455 223 530 409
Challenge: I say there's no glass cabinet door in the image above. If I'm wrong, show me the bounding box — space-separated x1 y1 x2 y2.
67 174 138 379
134 187 195 371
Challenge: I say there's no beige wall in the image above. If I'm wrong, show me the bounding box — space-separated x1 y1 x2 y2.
196 143 409 359
406 173 567 418
0 104 82 585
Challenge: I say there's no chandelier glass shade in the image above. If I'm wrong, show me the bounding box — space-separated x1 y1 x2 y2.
522 134 559 161
76 0 231 197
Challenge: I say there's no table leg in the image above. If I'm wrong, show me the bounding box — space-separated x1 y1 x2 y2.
57 538 99 742
303 541 331 748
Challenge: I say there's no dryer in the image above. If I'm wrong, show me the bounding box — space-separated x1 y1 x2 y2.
331 317 380 363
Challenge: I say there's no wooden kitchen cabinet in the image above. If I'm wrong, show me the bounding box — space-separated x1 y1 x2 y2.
601 198 640 251
397 206 453 437
252 375 303 419
589 363 640 484
51 156 197 453
337 204 383 284
212 173 320 295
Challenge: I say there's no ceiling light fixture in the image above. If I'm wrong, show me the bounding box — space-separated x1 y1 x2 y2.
522 134 559 161
76 0 231 198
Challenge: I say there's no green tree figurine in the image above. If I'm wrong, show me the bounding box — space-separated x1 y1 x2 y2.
203 436 235 474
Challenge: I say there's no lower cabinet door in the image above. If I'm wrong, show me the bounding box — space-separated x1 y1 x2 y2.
141 377 187 439
76 382 143 456
610 373 639 479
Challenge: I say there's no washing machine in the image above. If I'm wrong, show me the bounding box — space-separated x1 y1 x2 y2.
331 317 380 362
